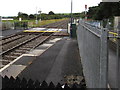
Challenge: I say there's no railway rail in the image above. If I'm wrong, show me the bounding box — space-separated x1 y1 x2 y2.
1 32 42 53
0 32 55 69
40 19 70 29
0 19 70 69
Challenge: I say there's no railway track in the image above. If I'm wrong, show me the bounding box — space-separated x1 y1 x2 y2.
0 32 23 41
40 19 70 29
0 32 54 68
1 32 41 53
0 19 70 69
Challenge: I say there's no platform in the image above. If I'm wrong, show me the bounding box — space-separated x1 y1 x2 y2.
2 29 23 37
17 38 83 85
23 28 67 33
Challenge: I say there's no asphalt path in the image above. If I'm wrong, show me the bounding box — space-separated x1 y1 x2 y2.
2 29 23 37
18 38 83 84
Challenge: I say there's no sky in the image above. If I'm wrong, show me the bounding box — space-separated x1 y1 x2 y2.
0 0 102 16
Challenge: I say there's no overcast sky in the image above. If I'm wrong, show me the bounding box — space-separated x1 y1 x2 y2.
0 0 102 16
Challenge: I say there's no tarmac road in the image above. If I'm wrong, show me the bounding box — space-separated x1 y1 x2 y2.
18 38 83 85
2 29 23 37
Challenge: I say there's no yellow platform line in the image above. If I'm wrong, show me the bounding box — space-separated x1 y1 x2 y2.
109 32 118 36
109 32 119 42
23 30 60 33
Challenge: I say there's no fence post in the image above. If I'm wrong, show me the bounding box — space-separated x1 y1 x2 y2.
116 22 120 89
100 28 108 88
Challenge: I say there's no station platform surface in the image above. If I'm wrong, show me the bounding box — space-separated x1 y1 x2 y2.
2 29 23 37
18 38 83 84
23 28 67 33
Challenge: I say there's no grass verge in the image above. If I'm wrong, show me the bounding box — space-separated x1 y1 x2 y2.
28 18 68 28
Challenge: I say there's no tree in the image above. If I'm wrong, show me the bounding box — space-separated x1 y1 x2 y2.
17 12 28 20
87 2 120 20
18 12 22 16
29 14 35 19
87 6 99 19
48 11 55 15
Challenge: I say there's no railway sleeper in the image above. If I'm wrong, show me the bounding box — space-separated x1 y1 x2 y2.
25 44 35 46
4 55 18 58
0 59 10 63
15 50 27 53
3 55 18 60
22 45 34 48
0 65 5 69
27 42 39 45
0 60 10 66
19 47 31 50
0 65 3 68
2 61 10 65
2 57 14 61
2 35 22 43
10 52 22 56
